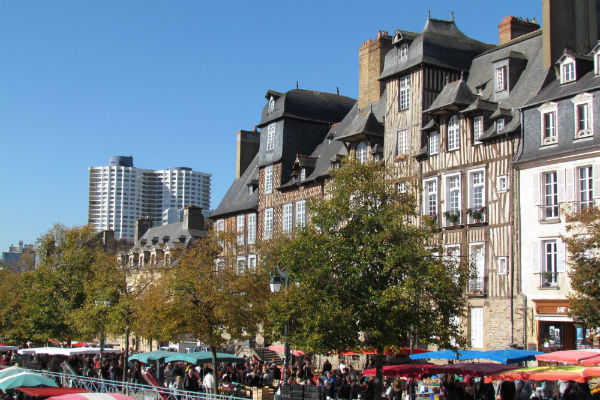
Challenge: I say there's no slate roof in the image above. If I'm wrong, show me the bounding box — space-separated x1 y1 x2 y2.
211 153 259 219
336 109 384 141
258 89 356 127
524 69 600 107
460 97 498 114
379 18 493 80
424 78 477 113
479 110 520 141
131 221 208 251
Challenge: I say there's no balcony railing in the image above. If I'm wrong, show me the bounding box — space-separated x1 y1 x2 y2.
467 207 487 225
468 277 485 296
565 200 599 221
443 210 463 228
540 271 559 289
538 204 560 222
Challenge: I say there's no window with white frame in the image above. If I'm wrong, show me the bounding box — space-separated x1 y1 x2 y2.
430 131 439 155
470 307 484 348
399 76 410 110
497 256 508 275
296 200 306 229
264 165 273 194
445 244 461 265
473 116 483 144
596 52 600 75
356 142 368 163
497 175 508 193
445 174 461 226
573 93 593 139
447 115 460 151
247 213 256 244
248 254 257 270
468 169 486 223
543 171 559 219
469 242 486 293
397 181 406 194
397 130 408 156
561 60 576 83
496 119 504 133
283 203 293 234
236 214 245 245
264 208 273 240
423 178 438 219
541 239 558 287
216 219 225 246
266 123 276 150
399 44 408 59
540 103 558 145
237 256 247 274
300 168 306 181
268 96 275 113
578 166 594 210
496 66 507 91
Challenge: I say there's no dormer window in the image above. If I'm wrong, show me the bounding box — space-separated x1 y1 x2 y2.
266 123 275 150
473 116 483 144
268 96 275 112
561 61 576 83
496 119 504 134
596 52 600 75
248 185 254 195
539 102 559 146
496 66 507 92
300 168 306 181
399 44 408 59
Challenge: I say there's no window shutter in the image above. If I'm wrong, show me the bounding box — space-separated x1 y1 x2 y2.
594 164 600 198
533 240 541 273
565 168 574 202
557 240 567 272
532 174 540 205
558 169 565 203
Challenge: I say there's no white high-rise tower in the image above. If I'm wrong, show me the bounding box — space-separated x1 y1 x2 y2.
88 156 211 242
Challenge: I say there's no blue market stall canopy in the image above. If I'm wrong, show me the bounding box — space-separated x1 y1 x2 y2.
164 351 244 364
128 350 186 364
409 349 542 365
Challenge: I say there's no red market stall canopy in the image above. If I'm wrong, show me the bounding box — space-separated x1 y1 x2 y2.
268 345 304 357
536 350 600 364
342 348 431 356
363 363 515 378
15 388 90 398
488 365 599 383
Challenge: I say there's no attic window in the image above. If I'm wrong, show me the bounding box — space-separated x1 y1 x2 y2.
596 52 600 75
495 66 507 92
248 185 254 195
266 123 276 150
496 119 504 133
268 96 275 112
399 44 408 59
300 168 306 181
561 61 576 83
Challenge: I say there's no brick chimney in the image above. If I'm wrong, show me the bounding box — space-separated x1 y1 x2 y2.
358 30 392 110
135 218 152 243
236 130 260 179
183 205 204 231
498 16 540 45
542 0 600 68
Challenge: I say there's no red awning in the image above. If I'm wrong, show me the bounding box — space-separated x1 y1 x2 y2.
362 364 433 378
267 345 304 357
423 363 518 377
15 388 90 398
536 350 600 364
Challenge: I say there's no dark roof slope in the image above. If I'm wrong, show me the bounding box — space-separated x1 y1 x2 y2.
380 18 493 80
524 70 600 107
258 89 356 127
424 78 477 113
131 221 207 251
211 153 259 219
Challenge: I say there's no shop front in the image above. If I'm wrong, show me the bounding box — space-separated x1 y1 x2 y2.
532 299 576 352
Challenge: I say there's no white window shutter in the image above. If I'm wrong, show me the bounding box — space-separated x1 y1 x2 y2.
558 169 565 203
532 173 540 205
594 164 600 198
565 168 574 202
533 240 541 273
557 240 567 272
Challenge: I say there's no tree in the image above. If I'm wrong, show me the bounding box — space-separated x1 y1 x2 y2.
565 207 600 328
146 232 269 393
0 269 29 344
261 159 471 397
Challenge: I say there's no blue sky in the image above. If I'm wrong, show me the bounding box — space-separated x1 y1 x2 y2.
0 0 541 251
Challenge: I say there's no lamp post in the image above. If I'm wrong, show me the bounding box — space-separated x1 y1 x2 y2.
94 300 111 364
269 266 290 383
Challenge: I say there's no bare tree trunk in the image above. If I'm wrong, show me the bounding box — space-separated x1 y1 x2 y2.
211 345 218 395
374 346 384 400
122 327 130 383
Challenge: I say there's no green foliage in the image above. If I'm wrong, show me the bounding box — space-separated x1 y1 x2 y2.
262 159 470 356
565 207 600 327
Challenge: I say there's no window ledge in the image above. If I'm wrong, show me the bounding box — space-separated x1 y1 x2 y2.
538 286 560 290
539 218 561 225
467 221 489 227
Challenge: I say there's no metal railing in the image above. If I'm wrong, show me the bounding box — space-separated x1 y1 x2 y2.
36 370 249 400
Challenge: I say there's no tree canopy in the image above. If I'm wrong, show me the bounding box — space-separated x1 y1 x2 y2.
262 159 471 392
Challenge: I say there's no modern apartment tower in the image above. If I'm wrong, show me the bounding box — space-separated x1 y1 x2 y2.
88 156 211 242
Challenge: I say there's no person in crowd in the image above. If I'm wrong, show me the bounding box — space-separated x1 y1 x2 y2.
322 358 332 374
183 368 199 392
203 367 215 393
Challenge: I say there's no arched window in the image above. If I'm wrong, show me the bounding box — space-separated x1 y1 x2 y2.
447 115 460 151
268 96 275 112
356 142 368 163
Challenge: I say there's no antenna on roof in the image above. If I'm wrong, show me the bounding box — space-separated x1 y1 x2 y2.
446 10 455 21
296 81 299 90
336 86 339 95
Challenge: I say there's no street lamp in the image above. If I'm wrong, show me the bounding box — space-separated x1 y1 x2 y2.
94 300 111 364
270 266 290 383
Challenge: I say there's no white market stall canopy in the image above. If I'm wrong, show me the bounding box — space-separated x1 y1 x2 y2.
18 347 120 356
